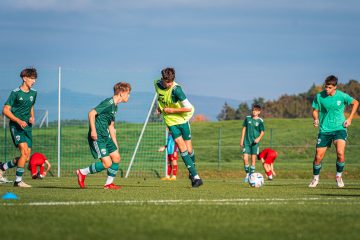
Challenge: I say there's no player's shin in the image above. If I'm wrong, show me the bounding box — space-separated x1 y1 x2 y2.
180 150 198 178
105 162 119 185
313 163 322 179
336 161 345 177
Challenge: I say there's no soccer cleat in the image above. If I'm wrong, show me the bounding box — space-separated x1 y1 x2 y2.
76 169 86 188
0 176 12 184
170 176 177 181
104 183 121 190
308 178 319 188
14 181 32 188
336 176 345 188
161 176 170 181
192 178 203 188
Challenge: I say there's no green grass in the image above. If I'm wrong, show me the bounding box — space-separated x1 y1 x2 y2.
1 119 360 239
1 176 360 240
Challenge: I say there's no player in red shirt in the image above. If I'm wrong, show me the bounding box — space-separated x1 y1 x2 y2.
28 152 51 179
159 132 179 180
258 148 277 180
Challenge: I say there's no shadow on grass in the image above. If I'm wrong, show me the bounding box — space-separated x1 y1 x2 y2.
318 193 360 197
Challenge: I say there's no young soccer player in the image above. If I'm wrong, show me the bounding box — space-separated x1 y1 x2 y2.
159 131 179 180
0 67 38 187
240 104 265 182
76 82 131 189
28 152 51 179
258 148 277 180
154 67 203 187
309 75 359 188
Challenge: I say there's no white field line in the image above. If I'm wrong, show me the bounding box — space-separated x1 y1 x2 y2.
1 197 359 206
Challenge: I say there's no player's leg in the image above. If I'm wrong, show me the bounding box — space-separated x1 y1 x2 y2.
309 133 331 188
103 151 121 189
243 153 250 182
170 159 178 180
334 137 346 188
76 139 107 188
250 154 257 175
263 163 273 180
14 143 32 187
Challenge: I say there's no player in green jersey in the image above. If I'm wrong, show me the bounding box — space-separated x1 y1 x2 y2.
240 104 265 183
154 67 203 188
76 82 131 189
309 75 359 188
0 68 38 187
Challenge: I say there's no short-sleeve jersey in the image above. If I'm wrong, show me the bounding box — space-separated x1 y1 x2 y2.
242 116 265 145
312 90 354 133
91 97 117 138
154 79 194 126
29 152 47 166
4 87 37 125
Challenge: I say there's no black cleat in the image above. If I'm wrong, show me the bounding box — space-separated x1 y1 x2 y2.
192 178 203 188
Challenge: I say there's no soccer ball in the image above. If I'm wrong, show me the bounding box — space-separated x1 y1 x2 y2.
248 173 264 188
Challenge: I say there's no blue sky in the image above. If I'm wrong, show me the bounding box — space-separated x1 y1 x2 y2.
0 0 359 101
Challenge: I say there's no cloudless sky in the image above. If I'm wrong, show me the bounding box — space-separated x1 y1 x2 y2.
0 0 359 101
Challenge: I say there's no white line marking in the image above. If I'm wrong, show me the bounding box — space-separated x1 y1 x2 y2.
1 197 359 206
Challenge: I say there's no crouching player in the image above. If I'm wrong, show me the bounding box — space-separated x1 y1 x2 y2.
159 131 179 180
28 152 51 179
258 148 277 180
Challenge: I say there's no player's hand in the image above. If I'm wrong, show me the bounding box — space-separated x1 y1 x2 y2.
254 138 260 144
29 117 35 124
17 119 28 129
272 171 276 176
91 130 98 141
343 119 352 128
158 146 166 152
156 107 162 116
313 119 319 127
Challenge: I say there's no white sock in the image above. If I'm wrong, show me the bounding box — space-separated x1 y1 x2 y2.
105 176 114 185
193 175 200 180
80 168 90 175
15 176 22 182
313 175 319 180
336 172 342 177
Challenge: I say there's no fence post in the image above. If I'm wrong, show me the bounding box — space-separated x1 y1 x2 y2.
218 127 221 171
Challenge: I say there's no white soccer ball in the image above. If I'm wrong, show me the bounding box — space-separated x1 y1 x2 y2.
248 173 264 188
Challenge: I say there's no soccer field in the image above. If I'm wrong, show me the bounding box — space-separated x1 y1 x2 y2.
1 176 360 240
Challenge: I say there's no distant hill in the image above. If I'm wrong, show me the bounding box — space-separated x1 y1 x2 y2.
0 88 244 122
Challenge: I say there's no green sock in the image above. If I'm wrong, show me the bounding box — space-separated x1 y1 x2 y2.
15 167 25 182
89 162 106 174
189 151 196 166
250 166 256 174
313 163 322 175
107 163 119 177
336 161 345 173
3 159 16 170
181 151 198 177
244 165 249 174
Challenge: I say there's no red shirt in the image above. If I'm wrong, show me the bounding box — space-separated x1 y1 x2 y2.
258 148 277 164
29 152 47 166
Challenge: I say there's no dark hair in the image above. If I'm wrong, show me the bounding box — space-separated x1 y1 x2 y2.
113 82 131 95
161 68 175 82
252 104 261 111
324 75 338 86
20 67 37 79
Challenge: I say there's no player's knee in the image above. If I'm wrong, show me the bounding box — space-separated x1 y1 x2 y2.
102 161 112 169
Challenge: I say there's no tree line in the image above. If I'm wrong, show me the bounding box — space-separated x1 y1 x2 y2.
217 79 360 120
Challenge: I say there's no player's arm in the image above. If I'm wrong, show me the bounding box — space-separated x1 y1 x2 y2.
312 109 319 127
270 163 276 176
158 146 166 152
3 105 28 129
88 109 97 140
29 105 35 125
240 127 246 147
108 121 118 148
44 160 51 174
163 99 193 114
343 99 359 128
254 131 264 144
